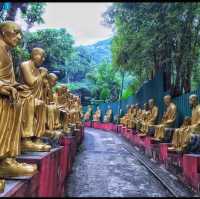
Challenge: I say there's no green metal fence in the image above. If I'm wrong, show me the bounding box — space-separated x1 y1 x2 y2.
83 71 200 127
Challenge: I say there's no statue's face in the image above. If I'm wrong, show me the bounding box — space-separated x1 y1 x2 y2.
50 77 57 86
1 23 22 47
148 99 154 108
32 51 45 66
189 95 198 108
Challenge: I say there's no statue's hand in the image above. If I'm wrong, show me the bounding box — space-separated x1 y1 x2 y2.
0 85 18 101
35 98 45 106
39 67 48 78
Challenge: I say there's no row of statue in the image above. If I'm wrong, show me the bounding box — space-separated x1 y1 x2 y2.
84 105 113 123
84 94 200 155
0 21 83 193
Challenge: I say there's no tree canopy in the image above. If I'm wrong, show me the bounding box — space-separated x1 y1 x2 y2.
103 3 200 96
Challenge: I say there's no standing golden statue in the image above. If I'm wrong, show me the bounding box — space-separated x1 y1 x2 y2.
0 21 37 188
151 95 176 141
44 72 63 138
168 95 200 152
20 47 51 152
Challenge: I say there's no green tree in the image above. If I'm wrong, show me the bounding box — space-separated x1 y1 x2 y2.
86 61 121 101
103 3 200 96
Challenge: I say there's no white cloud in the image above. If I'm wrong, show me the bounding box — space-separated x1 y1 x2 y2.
29 3 113 46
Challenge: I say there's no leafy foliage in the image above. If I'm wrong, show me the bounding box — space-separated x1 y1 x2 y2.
103 3 200 96
86 61 121 101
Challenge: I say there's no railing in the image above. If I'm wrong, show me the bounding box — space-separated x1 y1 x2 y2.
83 71 200 127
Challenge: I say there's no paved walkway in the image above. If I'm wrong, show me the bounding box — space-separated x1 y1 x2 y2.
65 128 172 197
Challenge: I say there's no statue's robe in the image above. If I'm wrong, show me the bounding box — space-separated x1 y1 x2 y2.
140 106 158 134
20 66 47 138
127 108 136 129
103 109 113 123
93 110 101 122
0 40 32 157
153 102 176 140
172 105 200 150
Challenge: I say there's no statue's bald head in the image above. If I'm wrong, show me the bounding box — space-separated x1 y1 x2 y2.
0 21 21 34
31 48 45 66
189 94 198 108
0 21 22 47
48 73 58 87
48 73 58 80
31 48 45 57
164 95 172 106
148 98 155 108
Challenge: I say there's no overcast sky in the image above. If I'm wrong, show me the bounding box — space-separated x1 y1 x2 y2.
25 3 113 46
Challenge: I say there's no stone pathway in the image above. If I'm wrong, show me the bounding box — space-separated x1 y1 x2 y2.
65 128 172 197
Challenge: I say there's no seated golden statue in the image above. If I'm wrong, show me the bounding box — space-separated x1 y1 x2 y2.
128 104 142 129
168 95 200 152
136 103 149 131
139 99 158 136
152 95 176 141
103 106 113 123
93 106 101 122
121 105 132 127
20 48 52 152
0 21 37 182
168 116 191 152
127 105 136 129
84 105 92 121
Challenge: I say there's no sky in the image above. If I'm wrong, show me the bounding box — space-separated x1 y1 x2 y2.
24 3 114 46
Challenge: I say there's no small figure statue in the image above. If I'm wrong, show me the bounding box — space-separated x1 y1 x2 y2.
93 106 101 122
103 105 113 123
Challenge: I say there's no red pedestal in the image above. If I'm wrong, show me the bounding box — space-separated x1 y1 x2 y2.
84 121 91 127
182 154 200 191
0 180 27 197
159 143 169 163
93 121 98 129
0 173 39 197
112 124 118 133
166 151 183 177
17 147 63 197
117 124 123 134
59 136 72 179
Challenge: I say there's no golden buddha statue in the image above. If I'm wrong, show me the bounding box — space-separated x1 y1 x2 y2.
129 104 142 129
0 21 37 182
121 105 131 127
140 99 158 136
45 73 63 138
103 106 113 123
168 116 191 152
84 105 92 121
137 103 150 132
152 95 176 141
168 95 200 152
93 106 101 122
127 105 137 129
20 47 51 152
